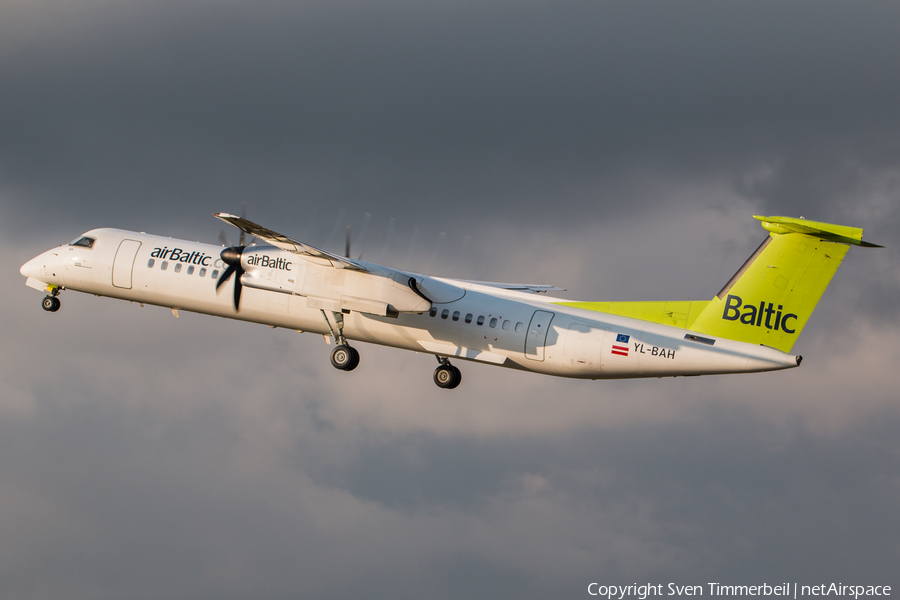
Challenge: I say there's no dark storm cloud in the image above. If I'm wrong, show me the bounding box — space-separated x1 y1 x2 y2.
2 289 898 598
3 1 900 237
3 1 900 599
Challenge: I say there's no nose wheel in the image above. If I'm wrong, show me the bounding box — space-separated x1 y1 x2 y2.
433 358 462 389
41 295 61 312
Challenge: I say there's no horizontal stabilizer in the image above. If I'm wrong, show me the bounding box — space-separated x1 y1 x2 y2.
462 280 565 294
754 215 882 247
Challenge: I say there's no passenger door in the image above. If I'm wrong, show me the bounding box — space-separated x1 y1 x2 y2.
112 239 142 289
524 310 554 361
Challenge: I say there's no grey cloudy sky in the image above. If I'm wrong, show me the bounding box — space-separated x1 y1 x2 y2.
2 1 899 599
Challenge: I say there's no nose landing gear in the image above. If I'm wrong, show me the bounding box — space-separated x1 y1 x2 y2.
433 357 462 389
41 295 61 312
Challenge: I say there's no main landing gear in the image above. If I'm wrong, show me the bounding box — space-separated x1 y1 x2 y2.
319 309 462 388
41 294 61 312
322 309 360 372
433 356 462 389
330 344 360 371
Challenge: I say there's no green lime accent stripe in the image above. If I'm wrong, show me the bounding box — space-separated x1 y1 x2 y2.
554 300 710 329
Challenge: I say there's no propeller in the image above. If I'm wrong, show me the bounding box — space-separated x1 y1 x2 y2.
216 245 245 311
215 203 251 311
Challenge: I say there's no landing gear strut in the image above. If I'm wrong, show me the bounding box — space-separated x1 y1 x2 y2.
322 309 359 372
41 295 60 312
433 357 462 389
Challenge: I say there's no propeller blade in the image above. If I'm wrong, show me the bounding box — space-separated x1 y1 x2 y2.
379 217 397 260
404 225 420 267
216 263 237 292
324 209 346 250
218 229 231 246
216 245 245 311
345 225 351 258
356 212 372 260
427 232 447 273
239 203 247 246
233 272 243 310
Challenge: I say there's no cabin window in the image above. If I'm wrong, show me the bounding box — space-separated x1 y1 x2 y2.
69 236 95 248
187 265 194 275
161 261 169 271
515 322 524 333
465 313 473 324
441 309 450 319
477 316 485 326
502 320 510 330
211 269 219 279
489 317 498 328
452 311 460 321
147 259 155 268
429 307 437 317
199 267 207 277
174 263 182 273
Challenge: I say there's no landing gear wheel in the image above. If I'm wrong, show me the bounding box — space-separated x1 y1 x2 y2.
330 345 359 371
345 346 360 372
42 296 60 312
433 364 462 389
448 366 461 389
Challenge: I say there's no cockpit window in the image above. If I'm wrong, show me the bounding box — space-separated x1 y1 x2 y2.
69 236 95 248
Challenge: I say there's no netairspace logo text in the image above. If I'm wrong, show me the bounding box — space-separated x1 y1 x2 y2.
587 583 891 600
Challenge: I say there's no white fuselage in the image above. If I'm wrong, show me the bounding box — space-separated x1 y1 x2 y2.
21 228 800 380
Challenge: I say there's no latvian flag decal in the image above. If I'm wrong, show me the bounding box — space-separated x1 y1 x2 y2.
612 333 630 357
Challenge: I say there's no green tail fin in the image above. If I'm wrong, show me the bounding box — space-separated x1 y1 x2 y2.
689 215 879 352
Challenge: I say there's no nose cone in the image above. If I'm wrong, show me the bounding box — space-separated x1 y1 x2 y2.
20 255 43 279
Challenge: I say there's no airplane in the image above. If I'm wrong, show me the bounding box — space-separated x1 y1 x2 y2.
19 213 879 389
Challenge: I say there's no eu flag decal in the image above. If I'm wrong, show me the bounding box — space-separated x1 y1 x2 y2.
612 333 630 357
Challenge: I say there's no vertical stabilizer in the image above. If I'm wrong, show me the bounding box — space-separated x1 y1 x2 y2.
689 216 878 352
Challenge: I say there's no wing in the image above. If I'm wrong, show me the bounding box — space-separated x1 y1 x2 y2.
214 213 369 271
460 280 566 294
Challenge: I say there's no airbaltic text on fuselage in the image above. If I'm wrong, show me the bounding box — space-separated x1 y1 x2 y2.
246 254 292 271
150 247 212 266
722 294 798 334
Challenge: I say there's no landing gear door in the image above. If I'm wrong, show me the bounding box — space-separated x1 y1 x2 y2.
112 239 142 289
524 310 554 361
